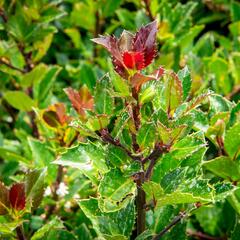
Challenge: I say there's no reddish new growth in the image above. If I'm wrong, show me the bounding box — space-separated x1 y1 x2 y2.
9 183 26 211
92 20 158 79
65 85 94 117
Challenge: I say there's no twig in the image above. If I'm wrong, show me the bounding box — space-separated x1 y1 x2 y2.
226 85 240 101
131 88 141 152
16 225 26 240
216 136 228 156
152 211 187 240
144 143 170 180
136 172 146 235
143 0 154 21
93 10 101 58
187 229 227 240
0 58 26 73
99 128 142 162
0 8 8 22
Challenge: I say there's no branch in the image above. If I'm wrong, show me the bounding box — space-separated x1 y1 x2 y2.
131 88 141 152
226 85 240 100
187 230 227 240
152 203 205 239
144 143 170 180
0 8 8 22
99 128 142 162
152 211 186 240
143 0 154 21
16 225 26 240
0 58 26 73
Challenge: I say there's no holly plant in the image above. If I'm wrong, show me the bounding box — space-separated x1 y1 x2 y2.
1 18 240 240
53 20 240 239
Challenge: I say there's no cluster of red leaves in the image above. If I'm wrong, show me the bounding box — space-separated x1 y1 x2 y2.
0 182 26 215
92 20 158 80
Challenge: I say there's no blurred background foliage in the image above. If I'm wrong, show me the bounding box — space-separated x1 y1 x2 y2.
0 0 240 239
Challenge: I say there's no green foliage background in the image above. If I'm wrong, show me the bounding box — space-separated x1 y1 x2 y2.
0 0 240 240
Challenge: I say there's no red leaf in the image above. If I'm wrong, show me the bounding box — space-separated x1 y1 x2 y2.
131 66 165 91
118 30 134 51
133 20 158 67
92 36 122 63
9 183 26 210
122 51 145 70
65 86 94 116
55 103 69 125
112 57 129 79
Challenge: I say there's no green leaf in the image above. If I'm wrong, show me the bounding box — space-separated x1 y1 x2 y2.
21 64 48 88
94 74 114 115
208 58 230 94
111 72 130 97
135 230 153 240
79 63 97 91
45 229 77 240
0 147 30 165
28 138 56 183
70 2 95 31
156 191 210 206
64 28 81 49
54 142 108 184
4 91 36 111
25 169 46 210
139 83 156 105
152 132 206 182
231 1 240 22
136 122 156 149
228 102 240 128
98 169 136 202
203 156 240 181
0 220 23 235
111 111 130 138
86 115 110 131
102 0 122 17
177 66 192 100
209 94 232 117
224 123 240 159
142 181 164 202
79 198 135 238
107 145 131 168
33 65 61 108
157 122 187 145
150 205 179 234
31 217 64 240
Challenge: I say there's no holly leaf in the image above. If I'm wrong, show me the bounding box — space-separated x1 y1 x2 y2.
177 65 191 101
203 156 240 181
224 123 240 159
79 198 135 238
136 122 156 150
25 169 46 210
98 169 136 203
94 74 114 115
